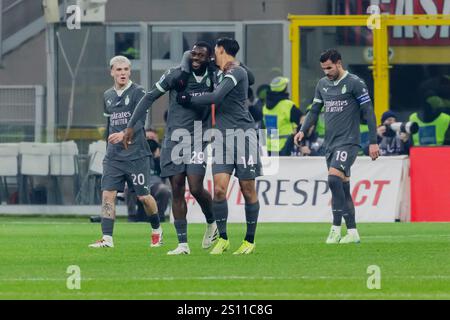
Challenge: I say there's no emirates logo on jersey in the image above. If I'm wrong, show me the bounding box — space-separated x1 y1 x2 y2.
110 111 131 126
324 100 348 113
111 111 132 120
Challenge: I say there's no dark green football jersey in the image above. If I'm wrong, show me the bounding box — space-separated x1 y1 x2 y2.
312 71 373 150
157 67 212 134
103 82 151 161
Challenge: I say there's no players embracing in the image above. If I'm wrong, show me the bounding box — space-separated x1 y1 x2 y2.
177 38 262 255
123 41 219 255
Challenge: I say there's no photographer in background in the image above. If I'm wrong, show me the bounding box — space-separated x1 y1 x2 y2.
377 111 412 156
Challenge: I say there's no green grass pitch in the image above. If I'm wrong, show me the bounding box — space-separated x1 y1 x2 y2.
0 216 449 300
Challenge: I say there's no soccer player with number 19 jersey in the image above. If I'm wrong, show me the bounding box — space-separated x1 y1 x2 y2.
295 49 379 244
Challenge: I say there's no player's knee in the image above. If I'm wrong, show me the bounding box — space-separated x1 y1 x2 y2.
172 187 185 201
241 192 255 204
189 184 204 198
213 186 227 201
138 195 158 213
137 195 149 203
170 178 185 198
102 190 116 203
240 185 256 203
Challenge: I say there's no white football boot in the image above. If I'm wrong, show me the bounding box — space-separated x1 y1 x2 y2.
88 235 114 248
202 222 218 249
326 226 341 244
167 243 191 255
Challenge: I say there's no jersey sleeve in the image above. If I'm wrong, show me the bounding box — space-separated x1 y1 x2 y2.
155 68 181 93
353 78 378 144
127 84 165 128
103 97 111 140
300 82 323 133
352 78 372 107
133 86 147 109
190 77 236 106
103 94 111 117
224 66 246 87
239 63 255 86
313 81 324 105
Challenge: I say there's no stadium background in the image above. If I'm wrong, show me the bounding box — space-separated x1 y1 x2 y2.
0 0 450 301
0 0 449 221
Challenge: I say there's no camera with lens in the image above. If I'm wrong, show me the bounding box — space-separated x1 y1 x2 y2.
384 122 419 137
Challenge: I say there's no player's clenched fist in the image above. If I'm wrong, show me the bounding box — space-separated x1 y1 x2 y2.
294 131 304 147
176 91 191 107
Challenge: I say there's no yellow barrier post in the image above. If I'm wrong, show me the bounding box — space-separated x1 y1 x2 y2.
372 16 389 124
288 14 450 124
289 20 300 107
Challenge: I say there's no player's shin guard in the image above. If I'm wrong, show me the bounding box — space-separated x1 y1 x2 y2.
342 181 356 229
101 217 115 236
149 213 161 231
140 195 161 231
244 201 259 243
174 219 188 244
213 200 228 240
328 175 347 227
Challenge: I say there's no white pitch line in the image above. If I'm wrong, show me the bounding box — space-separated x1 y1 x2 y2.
1 221 449 237
1 275 450 282
0 291 450 299
363 234 450 238
0 222 93 225
0 276 357 282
